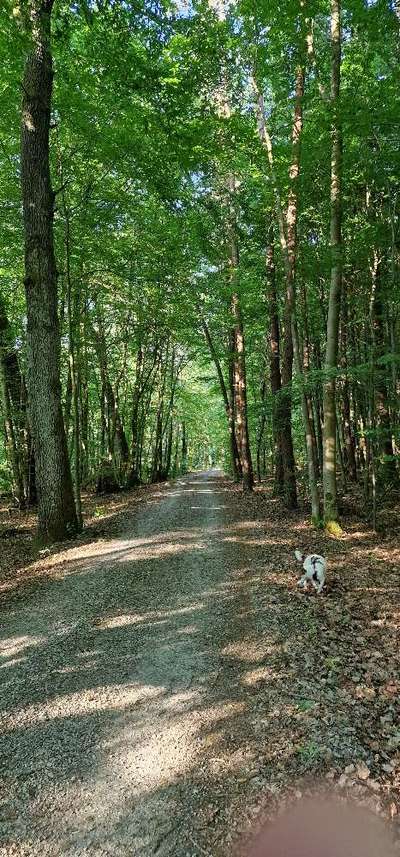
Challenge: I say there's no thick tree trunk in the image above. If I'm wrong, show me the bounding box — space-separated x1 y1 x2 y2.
20 0 77 541
323 0 343 532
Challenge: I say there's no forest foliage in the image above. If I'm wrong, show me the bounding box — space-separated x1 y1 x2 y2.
0 0 399 540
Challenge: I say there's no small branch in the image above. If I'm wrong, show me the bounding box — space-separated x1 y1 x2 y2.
54 179 69 197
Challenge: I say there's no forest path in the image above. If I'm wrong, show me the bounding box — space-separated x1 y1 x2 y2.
0 473 398 856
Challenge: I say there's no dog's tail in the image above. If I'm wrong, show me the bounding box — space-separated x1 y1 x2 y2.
295 549 304 563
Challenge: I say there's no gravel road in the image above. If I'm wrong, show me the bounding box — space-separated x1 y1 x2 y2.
1 471 288 856
1 471 398 856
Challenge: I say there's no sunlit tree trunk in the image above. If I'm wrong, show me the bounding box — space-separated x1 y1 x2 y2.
21 0 77 541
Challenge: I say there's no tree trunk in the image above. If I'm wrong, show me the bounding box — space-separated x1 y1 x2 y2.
0 361 25 505
228 328 243 482
341 282 357 481
266 228 284 493
181 421 188 474
323 0 343 533
128 343 144 487
285 62 320 521
371 252 397 485
20 0 77 541
151 348 169 482
231 294 254 491
200 316 241 480
63 187 83 530
0 299 31 506
227 183 253 492
163 418 173 479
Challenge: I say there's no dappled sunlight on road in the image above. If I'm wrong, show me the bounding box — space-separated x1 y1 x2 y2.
1 471 398 856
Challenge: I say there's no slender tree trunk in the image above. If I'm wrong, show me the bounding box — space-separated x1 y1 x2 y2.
181 421 188 474
323 0 343 532
341 282 357 481
128 343 143 486
80 369 89 482
269 62 320 517
163 418 173 478
266 228 284 493
231 294 254 491
151 348 169 482
20 0 77 541
254 20 322 519
0 362 25 505
301 282 320 479
228 328 243 482
227 187 253 492
0 299 30 506
63 190 83 530
200 316 241 480
371 252 397 485
286 63 320 521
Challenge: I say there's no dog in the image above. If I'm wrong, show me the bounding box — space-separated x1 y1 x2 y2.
295 549 326 594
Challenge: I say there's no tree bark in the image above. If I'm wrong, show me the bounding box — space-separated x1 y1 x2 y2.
371 252 397 485
200 316 242 480
265 228 284 493
340 282 357 481
0 300 29 505
20 0 77 540
323 0 343 532
181 421 188 474
231 293 254 491
63 185 83 529
227 177 253 492
128 343 144 487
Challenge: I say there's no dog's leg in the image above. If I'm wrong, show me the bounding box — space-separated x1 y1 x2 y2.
317 580 325 594
297 574 307 588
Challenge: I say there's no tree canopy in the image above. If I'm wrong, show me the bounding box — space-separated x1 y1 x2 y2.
0 0 399 539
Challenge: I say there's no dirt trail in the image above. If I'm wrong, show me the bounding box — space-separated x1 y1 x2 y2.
0 472 399 856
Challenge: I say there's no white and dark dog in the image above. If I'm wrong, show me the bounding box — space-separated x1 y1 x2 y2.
295 549 326 594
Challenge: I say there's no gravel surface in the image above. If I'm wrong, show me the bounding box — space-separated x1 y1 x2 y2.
0 472 267 856
1 471 399 856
